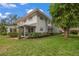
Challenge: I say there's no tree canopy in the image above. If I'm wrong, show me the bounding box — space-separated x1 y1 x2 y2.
50 4 79 28
49 3 79 38
0 14 19 35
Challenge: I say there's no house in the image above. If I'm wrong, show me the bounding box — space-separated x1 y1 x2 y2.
7 9 61 37
16 9 53 37
6 24 17 33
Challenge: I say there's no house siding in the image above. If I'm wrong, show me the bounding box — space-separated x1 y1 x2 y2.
25 15 37 25
16 9 52 34
35 15 48 33
17 15 38 27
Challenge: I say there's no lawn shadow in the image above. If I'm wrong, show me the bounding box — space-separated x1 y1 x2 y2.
69 35 79 39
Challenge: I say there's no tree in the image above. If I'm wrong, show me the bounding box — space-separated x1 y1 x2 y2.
0 18 7 35
49 4 79 38
0 24 6 32
7 14 18 25
0 14 19 35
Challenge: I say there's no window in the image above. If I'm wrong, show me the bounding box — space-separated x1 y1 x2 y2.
10 28 12 32
10 28 16 32
40 16 43 20
29 17 32 20
40 28 43 31
28 27 35 32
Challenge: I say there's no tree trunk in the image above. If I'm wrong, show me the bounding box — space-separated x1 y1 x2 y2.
64 28 69 39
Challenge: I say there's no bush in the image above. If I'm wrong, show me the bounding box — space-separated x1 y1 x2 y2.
0 32 7 35
28 32 41 38
8 32 19 37
26 32 51 38
70 30 78 35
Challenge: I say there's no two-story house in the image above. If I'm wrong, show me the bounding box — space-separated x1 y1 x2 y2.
16 9 52 36
7 9 62 37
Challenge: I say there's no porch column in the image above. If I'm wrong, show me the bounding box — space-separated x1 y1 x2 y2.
17 26 19 33
24 26 26 37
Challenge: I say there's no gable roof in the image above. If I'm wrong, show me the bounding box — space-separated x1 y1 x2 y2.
16 9 50 23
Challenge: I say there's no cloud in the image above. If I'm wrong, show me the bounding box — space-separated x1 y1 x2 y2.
0 3 16 8
0 12 11 19
0 14 7 19
0 13 2 16
1 15 7 19
5 12 11 15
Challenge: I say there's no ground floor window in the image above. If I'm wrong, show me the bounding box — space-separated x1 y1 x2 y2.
10 28 17 32
28 27 35 32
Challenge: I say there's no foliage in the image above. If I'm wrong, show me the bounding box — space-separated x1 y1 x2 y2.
70 30 78 35
0 24 7 35
26 32 52 38
0 32 7 35
28 32 41 38
0 14 19 25
49 4 79 38
7 15 18 24
0 14 19 36
50 3 79 28
8 32 19 37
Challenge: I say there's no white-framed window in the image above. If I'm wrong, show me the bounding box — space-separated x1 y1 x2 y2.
40 28 43 31
40 16 43 20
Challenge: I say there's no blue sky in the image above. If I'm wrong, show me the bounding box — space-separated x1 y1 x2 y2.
0 3 50 19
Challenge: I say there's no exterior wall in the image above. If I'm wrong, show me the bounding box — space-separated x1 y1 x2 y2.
17 15 38 26
7 27 11 33
25 15 37 25
17 15 49 33
17 21 25 26
6 26 17 33
35 15 48 33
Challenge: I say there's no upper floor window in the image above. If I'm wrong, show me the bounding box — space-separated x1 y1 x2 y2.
40 16 43 20
29 17 32 20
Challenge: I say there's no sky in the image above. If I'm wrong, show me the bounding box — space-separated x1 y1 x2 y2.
0 3 50 19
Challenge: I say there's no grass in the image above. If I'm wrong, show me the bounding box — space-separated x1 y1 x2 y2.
0 35 79 56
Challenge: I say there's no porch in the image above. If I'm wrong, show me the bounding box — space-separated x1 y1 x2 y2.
18 25 36 37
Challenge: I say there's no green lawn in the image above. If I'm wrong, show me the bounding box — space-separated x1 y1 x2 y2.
0 35 79 56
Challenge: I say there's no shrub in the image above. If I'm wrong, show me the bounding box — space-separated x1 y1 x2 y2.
27 32 41 38
8 32 19 37
0 32 7 35
70 30 78 35
1 32 7 35
27 32 51 38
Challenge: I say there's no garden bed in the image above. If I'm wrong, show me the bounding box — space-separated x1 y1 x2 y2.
25 32 53 39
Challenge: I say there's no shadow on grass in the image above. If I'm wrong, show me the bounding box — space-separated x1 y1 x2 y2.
69 35 79 39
